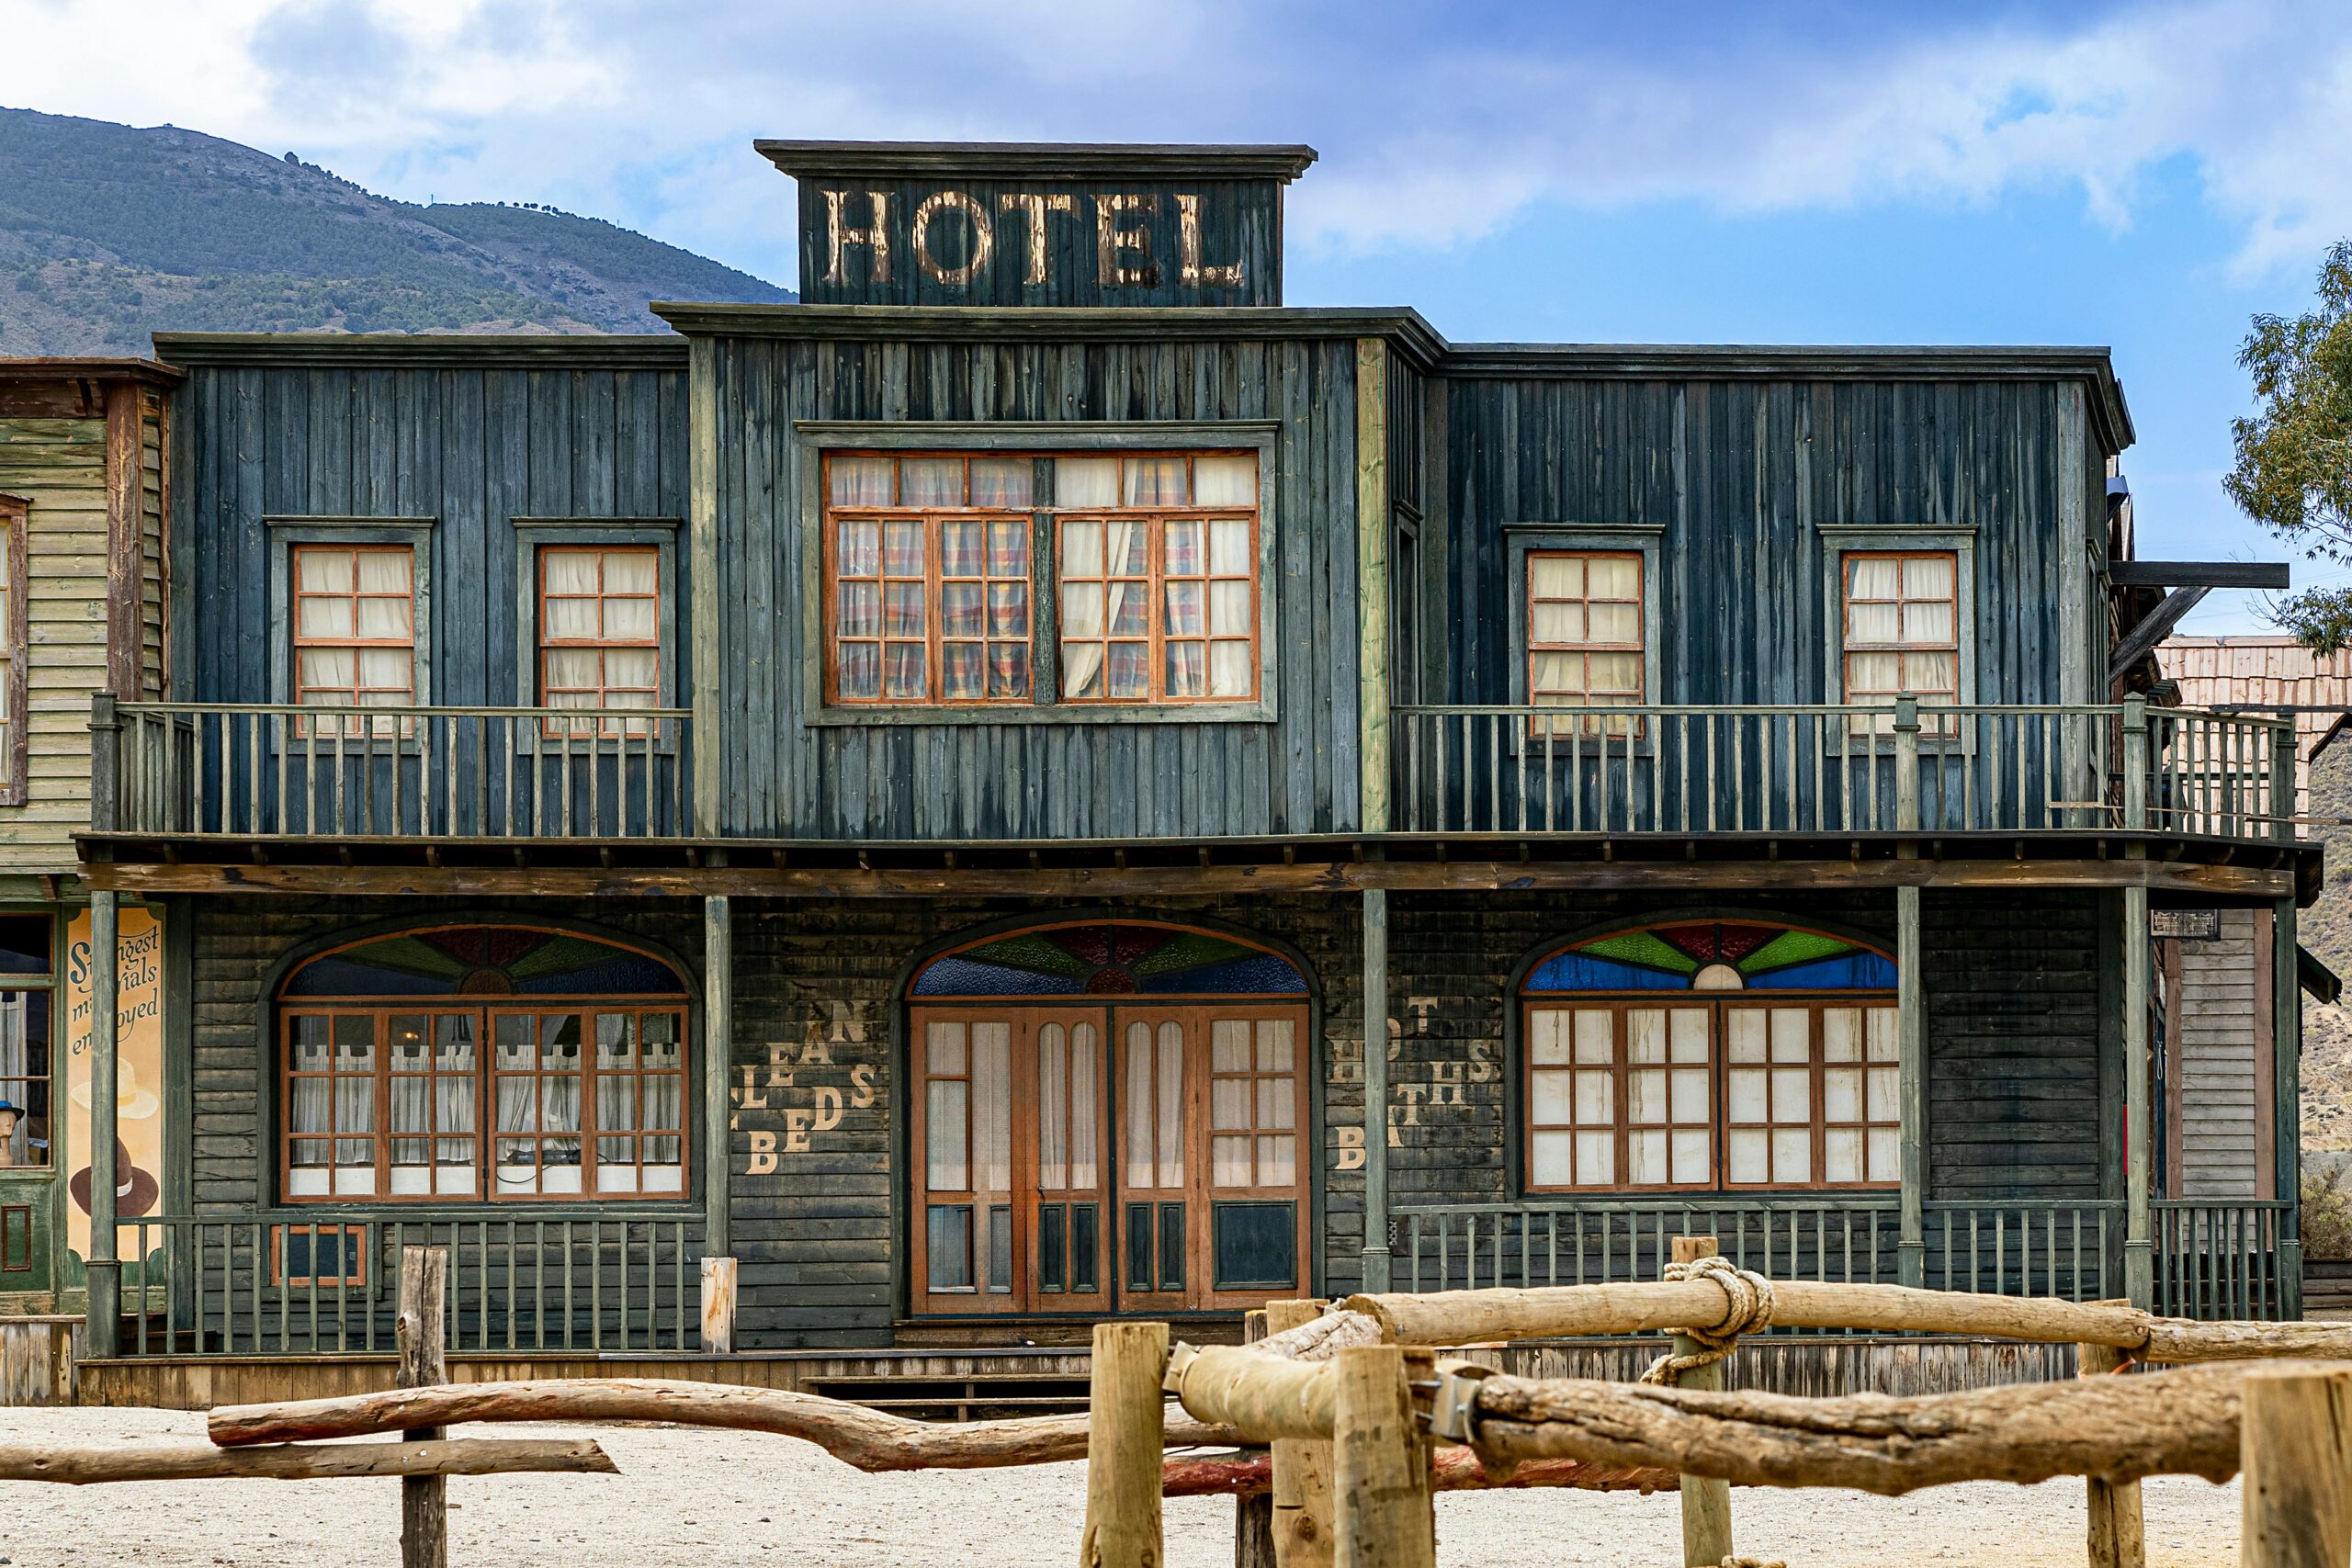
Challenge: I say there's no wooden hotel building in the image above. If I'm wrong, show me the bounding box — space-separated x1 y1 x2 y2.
25 141 2329 1402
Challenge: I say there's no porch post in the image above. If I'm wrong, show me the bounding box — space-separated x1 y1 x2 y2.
2122 883 2154 1307
701 893 734 1349
1896 885 1926 1288
2274 893 2302 1318
85 889 120 1358
1361 887 1392 1293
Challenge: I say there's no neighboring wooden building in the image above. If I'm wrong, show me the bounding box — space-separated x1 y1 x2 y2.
47 144 2322 1402
0 357 179 1337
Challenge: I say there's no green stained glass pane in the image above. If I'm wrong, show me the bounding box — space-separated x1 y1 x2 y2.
340 936 472 981
504 934 615 981
1130 931 1255 979
1738 929 1857 975
1575 931 1700 974
963 933 1094 978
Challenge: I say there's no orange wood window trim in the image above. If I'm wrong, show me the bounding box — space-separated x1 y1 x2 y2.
537 543 662 736
269 1222 368 1288
1838 548 1960 703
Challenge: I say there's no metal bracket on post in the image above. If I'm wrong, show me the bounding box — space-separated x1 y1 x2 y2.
1422 1364 1492 1445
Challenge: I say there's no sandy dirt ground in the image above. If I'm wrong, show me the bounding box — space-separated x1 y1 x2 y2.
0 1404 2244 1567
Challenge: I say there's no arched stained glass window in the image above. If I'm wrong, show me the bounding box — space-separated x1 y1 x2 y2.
911 922 1307 998
1520 920 1897 1196
283 926 687 998
1526 920 1895 995
278 926 688 1206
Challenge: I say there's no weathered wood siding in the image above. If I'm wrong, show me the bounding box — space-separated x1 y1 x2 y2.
1438 378 2098 705
702 333 1364 840
0 385 166 865
170 358 689 710
2169 909 2267 1199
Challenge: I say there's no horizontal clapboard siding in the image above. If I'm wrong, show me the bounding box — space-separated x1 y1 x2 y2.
1441 378 2080 705
2175 909 2263 1199
706 333 1363 840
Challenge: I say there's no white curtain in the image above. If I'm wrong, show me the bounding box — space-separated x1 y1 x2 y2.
1060 518 1136 699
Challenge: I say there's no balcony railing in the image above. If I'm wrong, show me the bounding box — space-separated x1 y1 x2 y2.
1390 701 2291 840
2154 1199 2292 1321
96 699 694 840
108 1212 700 1357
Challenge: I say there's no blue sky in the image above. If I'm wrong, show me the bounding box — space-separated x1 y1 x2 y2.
6 0 2349 633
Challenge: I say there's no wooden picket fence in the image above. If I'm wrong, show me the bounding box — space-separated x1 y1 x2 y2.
15 1241 2352 1567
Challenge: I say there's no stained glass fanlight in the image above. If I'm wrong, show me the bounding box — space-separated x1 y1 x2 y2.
912 922 1307 998
1524 921 1894 994
282 927 686 998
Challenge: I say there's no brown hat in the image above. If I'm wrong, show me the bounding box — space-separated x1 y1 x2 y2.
69 1140 159 1219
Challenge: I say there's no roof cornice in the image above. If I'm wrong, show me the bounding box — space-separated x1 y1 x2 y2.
755 141 1319 183
149 333 687 370
0 355 182 387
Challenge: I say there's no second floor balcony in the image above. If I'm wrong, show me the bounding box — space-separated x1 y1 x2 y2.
81 694 2299 868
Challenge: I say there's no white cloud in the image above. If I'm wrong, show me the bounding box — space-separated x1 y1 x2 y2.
4 0 2351 286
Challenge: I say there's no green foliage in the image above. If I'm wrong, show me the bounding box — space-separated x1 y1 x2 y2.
2303 1163 2352 1261
2229 241 2352 650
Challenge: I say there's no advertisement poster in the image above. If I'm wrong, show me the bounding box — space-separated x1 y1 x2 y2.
65 907 164 1263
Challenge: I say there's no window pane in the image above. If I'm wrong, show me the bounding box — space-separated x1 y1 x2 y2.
298 549 354 592
1825 1067 1861 1122
838 520 880 577
831 456 893 506
1769 1009 1810 1063
1671 1129 1710 1184
1574 1130 1612 1185
926 1080 968 1190
1847 555 1901 598
298 598 354 639
1207 518 1250 572
1257 1020 1294 1073
1125 457 1187 506
969 457 1032 509
1530 556 1582 598
1626 1009 1665 1064
1571 1010 1611 1065
1728 1129 1768 1183
1903 555 1955 597
1209 641 1251 698
1530 1129 1574 1186
1212 1077 1250 1131
1193 455 1255 506
1627 1067 1666 1124
1211 1020 1250 1073
899 457 962 507
1531 1068 1572 1124
1826 1127 1863 1184
1771 1128 1811 1183
1669 1009 1709 1063
1628 1128 1667 1184
1056 457 1117 508
1770 1067 1810 1122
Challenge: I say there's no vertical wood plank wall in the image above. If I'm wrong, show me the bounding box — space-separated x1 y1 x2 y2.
1440 378 2094 706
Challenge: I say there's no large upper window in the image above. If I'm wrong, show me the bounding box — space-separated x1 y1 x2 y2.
292 544 417 735
821 450 1260 709
1521 920 1896 1193
278 926 688 1203
537 545 661 734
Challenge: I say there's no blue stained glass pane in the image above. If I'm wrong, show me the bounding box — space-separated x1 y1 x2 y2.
912 955 1086 997
1744 953 1897 990
1525 953 1691 993
1137 954 1306 996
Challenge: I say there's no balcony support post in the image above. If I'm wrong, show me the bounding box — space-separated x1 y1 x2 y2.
1361 886 1392 1293
1894 695 1920 832
701 890 733 1349
85 889 120 1358
2123 881 2154 1308
1896 884 1927 1288
89 693 120 834
2275 888 2303 1319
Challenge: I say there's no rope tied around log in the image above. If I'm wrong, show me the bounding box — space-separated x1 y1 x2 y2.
1639 1257 1774 1386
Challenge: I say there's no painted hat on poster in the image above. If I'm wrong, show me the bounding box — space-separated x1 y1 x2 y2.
69 1139 159 1220
70 1058 160 1120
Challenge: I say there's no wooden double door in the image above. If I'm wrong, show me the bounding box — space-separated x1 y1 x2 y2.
910 1003 1309 1315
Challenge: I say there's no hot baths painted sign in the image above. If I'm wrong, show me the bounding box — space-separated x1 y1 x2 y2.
760 141 1317 308
64 907 164 1264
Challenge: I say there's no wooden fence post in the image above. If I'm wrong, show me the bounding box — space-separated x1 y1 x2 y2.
398 1246 449 1568
1080 1320 1168 1568
1267 1299 1337 1568
2080 1339 2145 1568
1331 1344 1434 1568
1669 1236 1735 1568
699 1257 737 1355
2241 1366 2352 1568
1236 1309 1278 1568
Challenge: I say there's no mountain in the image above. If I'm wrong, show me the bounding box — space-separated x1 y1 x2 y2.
0 106 791 354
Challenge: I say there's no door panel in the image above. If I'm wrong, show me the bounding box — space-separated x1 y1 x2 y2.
910 1001 1308 1316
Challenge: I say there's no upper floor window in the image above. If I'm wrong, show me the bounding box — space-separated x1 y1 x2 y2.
538 546 661 735
820 449 1260 709
1840 550 1958 719
293 544 416 735
0 497 23 806
1526 551 1643 734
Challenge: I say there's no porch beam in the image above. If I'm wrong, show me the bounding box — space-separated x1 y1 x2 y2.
703 895 733 1264
1361 887 1392 1293
2274 895 2303 1317
81 857 2302 901
85 889 120 1358
1896 885 1926 1287
2123 884 2153 1307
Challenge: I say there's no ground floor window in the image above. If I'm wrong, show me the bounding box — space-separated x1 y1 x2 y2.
277 926 688 1203
1522 920 1897 1193
907 921 1309 1314
0 916 51 1169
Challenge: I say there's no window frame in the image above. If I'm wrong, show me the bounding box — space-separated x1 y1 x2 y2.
0 915 56 1174
266 518 435 746
1816 525 1977 745
1505 525 1663 748
0 494 27 807
512 519 681 750
796 423 1281 726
